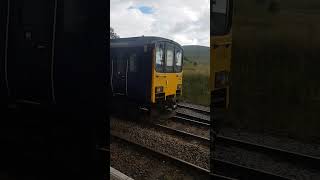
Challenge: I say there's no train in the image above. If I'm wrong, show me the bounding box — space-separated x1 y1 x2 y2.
110 36 183 113
210 0 233 110
210 0 233 177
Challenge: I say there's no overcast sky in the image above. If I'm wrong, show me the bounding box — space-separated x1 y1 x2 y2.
110 0 210 47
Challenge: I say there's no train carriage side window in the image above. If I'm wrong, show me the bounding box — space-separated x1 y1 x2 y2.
165 44 174 73
129 53 137 72
156 43 165 72
116 53 126 74
175 48 182 72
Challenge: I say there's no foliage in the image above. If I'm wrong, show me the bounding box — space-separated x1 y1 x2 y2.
180 62 210 106
183 45 210 64
110 27 120 39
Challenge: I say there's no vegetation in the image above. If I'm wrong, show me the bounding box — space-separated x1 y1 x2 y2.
110 27 120 39
181 46 210 106
182 46 210 64
227 0 320 142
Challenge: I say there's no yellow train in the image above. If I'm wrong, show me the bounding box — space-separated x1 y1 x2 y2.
210 0 233 176
210 0 233 110
110 36 183 111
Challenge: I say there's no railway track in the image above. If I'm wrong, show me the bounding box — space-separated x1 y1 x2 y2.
177 102 210 115
156 122 320 172
111 131 291 180
175 107 320 170
172 114 210 127
155 123 210 145
215 135 320 171
111 133 234 180
166 109 320 179
175 111 210 124
112 107 320 179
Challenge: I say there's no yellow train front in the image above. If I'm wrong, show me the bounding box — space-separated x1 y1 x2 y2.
110 36 183 112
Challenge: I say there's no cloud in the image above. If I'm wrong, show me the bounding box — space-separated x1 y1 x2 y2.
110 0 210 46
128 5 155 14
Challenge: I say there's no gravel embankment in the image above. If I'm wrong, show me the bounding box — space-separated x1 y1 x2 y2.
111 137 209 180
110 117 209 170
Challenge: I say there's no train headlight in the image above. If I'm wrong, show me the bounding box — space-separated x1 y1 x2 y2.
177 84 182 90
215 71 229 88
155 86 164 93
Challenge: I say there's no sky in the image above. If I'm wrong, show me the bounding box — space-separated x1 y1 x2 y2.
110 0 210 47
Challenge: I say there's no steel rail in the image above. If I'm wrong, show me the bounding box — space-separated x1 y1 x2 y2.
172 115 210 127
111 133 235 180
177 103 210 114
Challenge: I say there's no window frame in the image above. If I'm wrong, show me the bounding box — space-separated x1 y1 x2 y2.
165 43 174 73
155 42 165 73
174 46 183 73
210 0 233 36
129 53 137 72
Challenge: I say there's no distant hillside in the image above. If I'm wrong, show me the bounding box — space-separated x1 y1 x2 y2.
183 45 210 64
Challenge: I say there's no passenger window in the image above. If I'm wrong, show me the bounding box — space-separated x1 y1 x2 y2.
156 43 164 72
166 45 174 72
129 54 137 72
175 49 182 72
116 53 126 74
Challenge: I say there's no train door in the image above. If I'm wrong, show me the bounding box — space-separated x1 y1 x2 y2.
126 49 140 100
111 49 128 95
6 0 57 103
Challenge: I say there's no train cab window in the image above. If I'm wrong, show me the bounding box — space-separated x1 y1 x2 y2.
129 53 137 72
165 44 174 73
175 48 183 72
211 0 233 36
156 43 165 72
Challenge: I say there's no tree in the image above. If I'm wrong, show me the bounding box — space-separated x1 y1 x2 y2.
110 27 120 39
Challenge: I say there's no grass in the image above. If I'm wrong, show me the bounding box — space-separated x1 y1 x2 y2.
180 62 210 106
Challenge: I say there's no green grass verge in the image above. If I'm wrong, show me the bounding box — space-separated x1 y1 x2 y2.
180 62 210 106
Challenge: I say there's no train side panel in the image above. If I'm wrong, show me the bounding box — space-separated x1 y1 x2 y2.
127 46 153 104
111 45 153 105
210 34 232 108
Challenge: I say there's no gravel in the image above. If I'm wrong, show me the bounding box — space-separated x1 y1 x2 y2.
215 144 320 180
111 137 208 180
110 117 209 170
220 127 320 158
162 119 210 138
110 109 320 179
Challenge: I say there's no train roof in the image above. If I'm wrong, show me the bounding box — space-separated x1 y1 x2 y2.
110 36 183 48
